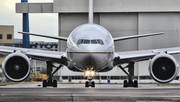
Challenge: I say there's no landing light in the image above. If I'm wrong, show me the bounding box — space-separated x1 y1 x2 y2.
86 71 90 76
91 71 95 76
85 70 95 76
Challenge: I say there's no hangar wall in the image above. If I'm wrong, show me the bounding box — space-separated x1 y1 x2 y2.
138 13 180 76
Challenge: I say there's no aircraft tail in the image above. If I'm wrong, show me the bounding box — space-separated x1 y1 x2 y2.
89 0 93 24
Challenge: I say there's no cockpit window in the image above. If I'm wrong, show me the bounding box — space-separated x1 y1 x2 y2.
84 40 90 44
77 39 84 45
77 39 104 45
91 40 97 44
97 39 104 45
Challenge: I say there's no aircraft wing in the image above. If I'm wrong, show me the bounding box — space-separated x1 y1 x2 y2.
113 32 164 41
18 32 68 41
114 47 180 64
0 46 66 63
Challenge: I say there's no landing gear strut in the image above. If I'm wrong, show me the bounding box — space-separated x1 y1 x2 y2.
42 61 63 88
84 69 96 88
119 62 138 88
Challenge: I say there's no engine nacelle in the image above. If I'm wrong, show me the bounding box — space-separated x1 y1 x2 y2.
2 52 31 82
149 54 179 83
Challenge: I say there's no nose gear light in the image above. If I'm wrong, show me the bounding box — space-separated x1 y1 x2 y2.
85 70 95 77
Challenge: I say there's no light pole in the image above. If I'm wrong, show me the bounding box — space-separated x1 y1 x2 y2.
21 0 30 48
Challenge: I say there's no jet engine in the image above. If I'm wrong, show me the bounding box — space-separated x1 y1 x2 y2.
149 54 179 83
2 52 31 82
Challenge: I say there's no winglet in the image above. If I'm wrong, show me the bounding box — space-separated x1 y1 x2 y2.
18 32 68 41
113 32 164 41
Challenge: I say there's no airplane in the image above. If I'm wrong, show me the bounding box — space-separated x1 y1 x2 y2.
0 0 179 88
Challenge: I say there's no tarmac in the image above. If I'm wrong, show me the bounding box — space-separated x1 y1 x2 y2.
0 83 180 101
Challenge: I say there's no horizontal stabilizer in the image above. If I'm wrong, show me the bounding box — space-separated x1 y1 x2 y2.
113 32 164 41
18 32 68 41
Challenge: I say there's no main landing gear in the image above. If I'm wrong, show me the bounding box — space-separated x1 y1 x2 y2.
43 61 63 88
43 79 57 87
119 62 138 88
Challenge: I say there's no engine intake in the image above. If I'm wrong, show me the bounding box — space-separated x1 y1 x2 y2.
2 53 31 82
149 54 179 83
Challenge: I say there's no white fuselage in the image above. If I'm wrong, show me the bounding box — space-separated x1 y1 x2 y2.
66 24 115 72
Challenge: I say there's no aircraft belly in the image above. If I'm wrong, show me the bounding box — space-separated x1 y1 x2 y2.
68 52 113 71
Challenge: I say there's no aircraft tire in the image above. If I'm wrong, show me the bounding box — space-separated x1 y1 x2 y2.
53 80 57 87
43 80 47 87
134 80 138 88
91 81 95 87
123 80 128 88
85 81 89 87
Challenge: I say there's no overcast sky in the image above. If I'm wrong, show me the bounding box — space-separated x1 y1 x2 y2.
0 0 58 42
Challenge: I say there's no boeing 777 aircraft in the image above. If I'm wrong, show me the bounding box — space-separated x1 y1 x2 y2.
0 0 180 88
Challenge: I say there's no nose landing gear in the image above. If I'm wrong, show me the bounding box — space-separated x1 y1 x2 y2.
85 79 95 87
84 69 95 88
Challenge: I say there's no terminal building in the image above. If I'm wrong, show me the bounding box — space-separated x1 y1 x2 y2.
14 39 58 51
4 0 180 82
0 25 14 81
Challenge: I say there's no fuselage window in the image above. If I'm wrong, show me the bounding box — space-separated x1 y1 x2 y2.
97 39 104 45
91 40 97 44
84 40 90 44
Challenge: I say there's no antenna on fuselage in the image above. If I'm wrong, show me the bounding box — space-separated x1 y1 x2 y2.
89 0 93 24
